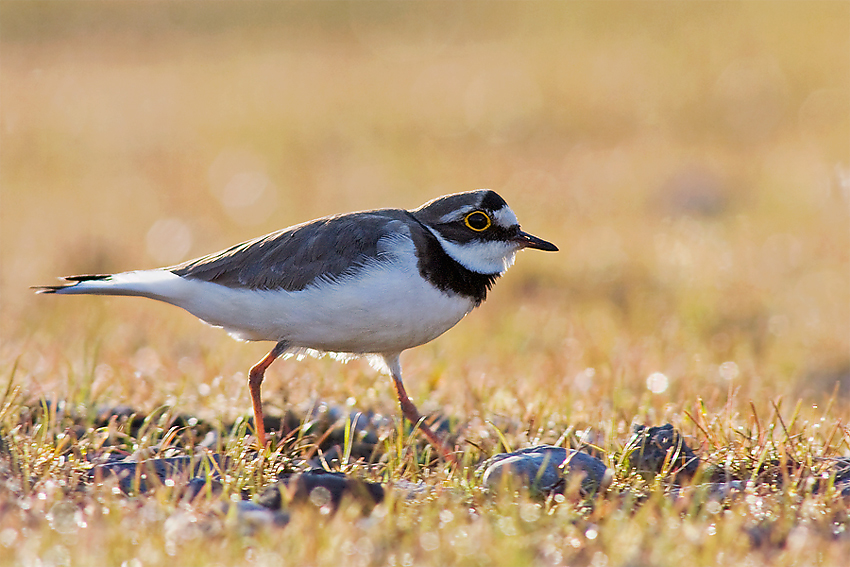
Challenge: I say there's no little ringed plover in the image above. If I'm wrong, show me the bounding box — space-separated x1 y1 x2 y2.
35 189 558 458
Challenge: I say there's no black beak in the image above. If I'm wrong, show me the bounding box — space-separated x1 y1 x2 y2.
515 230 558 252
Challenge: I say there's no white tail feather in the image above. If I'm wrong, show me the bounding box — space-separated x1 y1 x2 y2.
46 270 189 303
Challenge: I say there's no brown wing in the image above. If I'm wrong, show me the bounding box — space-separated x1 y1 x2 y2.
170 209 415 291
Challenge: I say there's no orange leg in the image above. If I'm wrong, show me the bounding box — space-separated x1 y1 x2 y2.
384 353 455 462
248 341 288 448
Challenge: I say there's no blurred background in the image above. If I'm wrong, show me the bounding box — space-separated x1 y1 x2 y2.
1 2 848 428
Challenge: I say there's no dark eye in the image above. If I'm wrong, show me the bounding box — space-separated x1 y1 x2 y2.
464 211 492 232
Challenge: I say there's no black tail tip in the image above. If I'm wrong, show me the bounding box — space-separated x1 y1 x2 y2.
32 285 59 294
62 274 113 283
32 274 112 294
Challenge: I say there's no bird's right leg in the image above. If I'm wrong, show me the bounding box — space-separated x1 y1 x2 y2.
383 353 455 462
248 340 289 448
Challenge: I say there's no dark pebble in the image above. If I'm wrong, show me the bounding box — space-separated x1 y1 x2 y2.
625 424 699 479
259 469 384 513
230 501 291 533
90 453 226 494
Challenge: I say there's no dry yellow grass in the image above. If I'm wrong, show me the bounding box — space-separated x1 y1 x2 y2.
1 2 849 566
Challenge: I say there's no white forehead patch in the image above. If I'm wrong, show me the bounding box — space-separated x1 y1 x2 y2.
492 205 518 228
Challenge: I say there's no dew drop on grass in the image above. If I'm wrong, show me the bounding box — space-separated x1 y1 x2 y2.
719 361 739 380
132 347 162 376
309 486 332 508
497 516 517 536
0 528 17 547
574 368 596 392
47 501 79 535
356 536 375 558
520 502 541 523
43 545 71 567
590 551 609 567
420 531 440 551
646 372 669 394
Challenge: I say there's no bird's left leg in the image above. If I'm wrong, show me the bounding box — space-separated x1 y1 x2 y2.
248 340 289 448
383 353 455 462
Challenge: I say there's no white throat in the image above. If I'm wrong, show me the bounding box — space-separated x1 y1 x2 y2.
428 228 517 274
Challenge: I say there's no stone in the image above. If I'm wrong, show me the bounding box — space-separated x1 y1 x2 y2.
259 469 384 514
625 424 699 479
479 446 611 496
228 501 290 535
90 453 226 494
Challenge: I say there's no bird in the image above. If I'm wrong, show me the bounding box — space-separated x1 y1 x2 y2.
35 189 557 459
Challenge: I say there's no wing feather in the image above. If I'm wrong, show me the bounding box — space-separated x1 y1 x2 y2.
170 210 413 291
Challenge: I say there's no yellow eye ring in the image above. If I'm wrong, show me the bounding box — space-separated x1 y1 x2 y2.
464 211 491 232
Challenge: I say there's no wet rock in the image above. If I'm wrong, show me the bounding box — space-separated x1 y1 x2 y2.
479 446 611 496
183 476 224 502
625 424 699 480
829 457 850 483
813 457 850 495
259 469 384 514
228 501 290 535
827 458 850 496
90 453 226 494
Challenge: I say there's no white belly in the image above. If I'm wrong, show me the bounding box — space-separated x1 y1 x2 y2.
174 262 476 354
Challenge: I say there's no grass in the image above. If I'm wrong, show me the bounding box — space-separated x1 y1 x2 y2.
1 2 849 566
